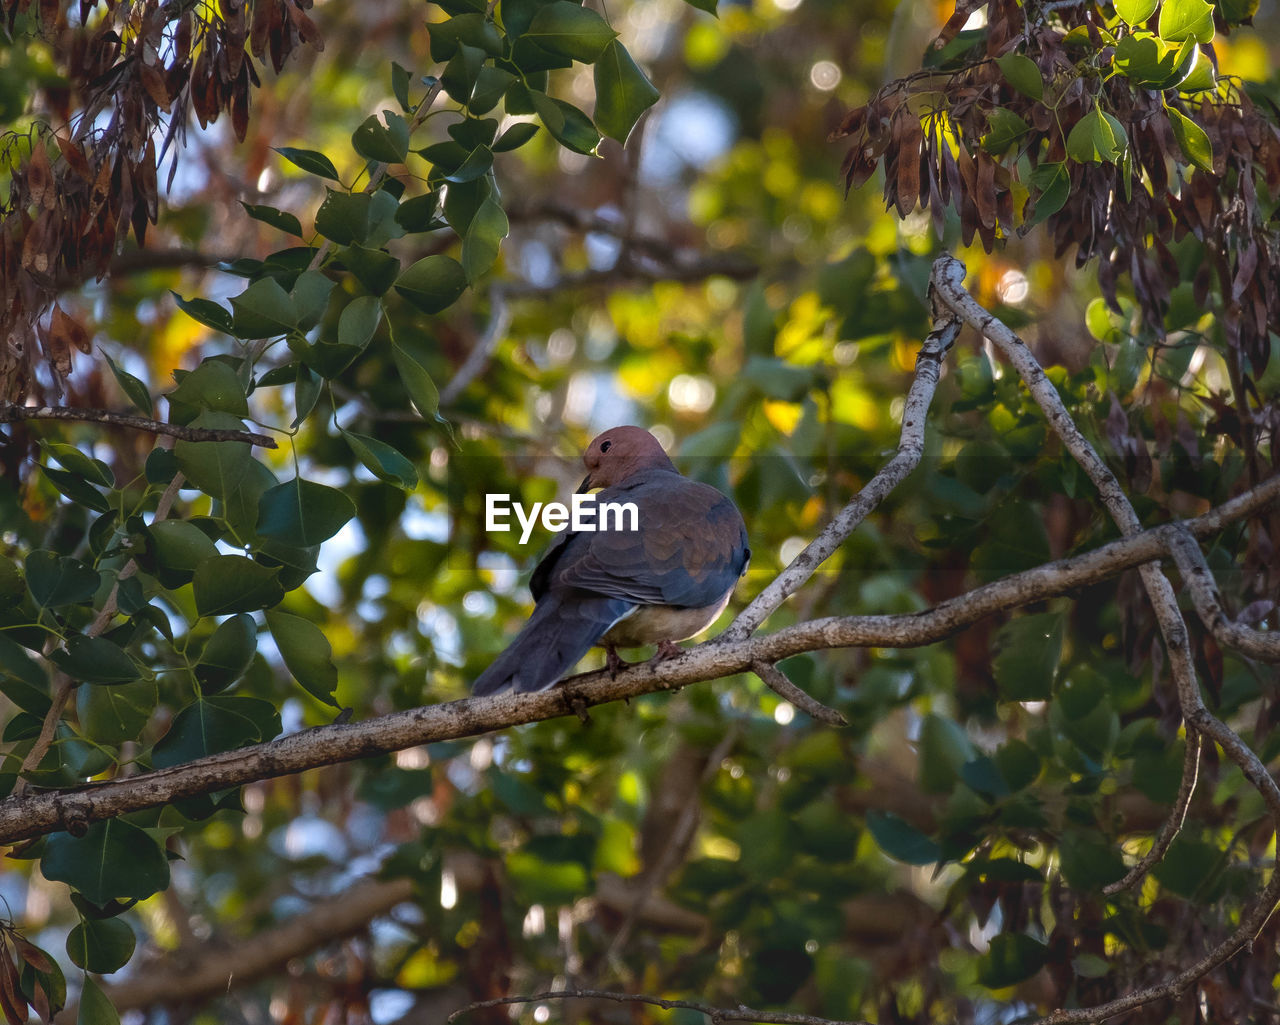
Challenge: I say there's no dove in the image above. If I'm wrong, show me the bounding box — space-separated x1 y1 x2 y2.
472 426 750 696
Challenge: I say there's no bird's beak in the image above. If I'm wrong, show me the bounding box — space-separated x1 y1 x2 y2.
576 475 593 494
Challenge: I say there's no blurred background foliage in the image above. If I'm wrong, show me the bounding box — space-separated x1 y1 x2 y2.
1 0 1279 1021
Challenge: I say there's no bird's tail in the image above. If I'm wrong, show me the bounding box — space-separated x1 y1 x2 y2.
472 594 635 696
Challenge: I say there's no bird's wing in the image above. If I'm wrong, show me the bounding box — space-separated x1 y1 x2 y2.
546 472 748 608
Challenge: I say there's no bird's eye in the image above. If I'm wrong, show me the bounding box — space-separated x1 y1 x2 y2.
599 440 612 453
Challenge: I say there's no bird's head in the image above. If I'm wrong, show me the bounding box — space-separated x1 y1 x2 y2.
578 426 676 491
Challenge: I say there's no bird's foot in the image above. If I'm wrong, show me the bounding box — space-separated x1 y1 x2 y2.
654 639 683 661
605 646 630 678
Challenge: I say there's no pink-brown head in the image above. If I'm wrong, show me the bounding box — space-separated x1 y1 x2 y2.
578 426 677 491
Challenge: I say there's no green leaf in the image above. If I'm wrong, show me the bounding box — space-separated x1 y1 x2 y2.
391 61 412 111
352 110 410 163
442 177 490 235
76 679 157 745
919 714 978 794
78 976 121 1025
152 695 281 768
314 190 376 246
441 43 486 103
445 145 495 183
292 363 322 429
274 146 341 181
525 1 617 61
1158 0 1215 42
42 465 110 512
265 611 340 707
593 40 659 144
0 556 26 610
42 818 170 905
992 612 1063 701
681 0 717 13
981 107 1030 156
342 430 420 489
1059 829 1127 889
493 121 541 152
391 329 441 419
394 254 468 314
867 811 941 865
230 277 297 338
192 555 285 617
338 244 400 296
977 933 1048 989
102 352 153 416
993 739 1041 791
26 551 100 609
0 635 51 714
42 442 113 487
1166 104 1214 171
50 635 141 685
531 92 601 154
461 196 509 283
506 850 590 905
1026 160 1069 227
67 916 136 974
168 359 249 417
1114 32 1195 87
337 296 384 352
395 191 442 231
468 66 516 114
173 412 254 501
240 201 303 237
1065 106 1128 164
171 292 234 334
995 53 1043 100
1152 834 1224 899
427 12 503 61
195 613 257 693
291 268 337 329
256 478 357 547
1117 0 1158 23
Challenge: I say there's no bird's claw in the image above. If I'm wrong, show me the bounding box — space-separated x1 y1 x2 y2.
654 639 682 661
606 646 629 678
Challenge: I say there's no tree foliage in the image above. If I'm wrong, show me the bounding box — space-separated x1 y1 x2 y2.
0 0 1277 1022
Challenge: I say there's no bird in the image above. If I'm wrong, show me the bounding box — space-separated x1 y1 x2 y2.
472 426 750 696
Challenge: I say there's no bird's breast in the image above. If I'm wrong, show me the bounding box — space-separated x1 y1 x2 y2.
599 590 734 648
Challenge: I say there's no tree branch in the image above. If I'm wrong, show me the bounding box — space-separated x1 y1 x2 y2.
751 661 847 726
722 307 961 642
1103 731 1201 895
931 253 1280 1025
1166 526 1280 662
438 285 510 407
0 472 1273 847
445 988 873 1025
599 725 742 975
0 405 277 448
16 473 186 790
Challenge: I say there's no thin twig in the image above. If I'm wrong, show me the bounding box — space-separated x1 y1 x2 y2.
751 661 848 726
16 473 186 791
600 726 742 974
722 306 961 642
1166 527 1280 662
931 253 1280 1025
0 471 1274 845
445 988 873 1025
1104 731 1201 895
0 405 276 448
438 285 510 406
308 80 444 273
